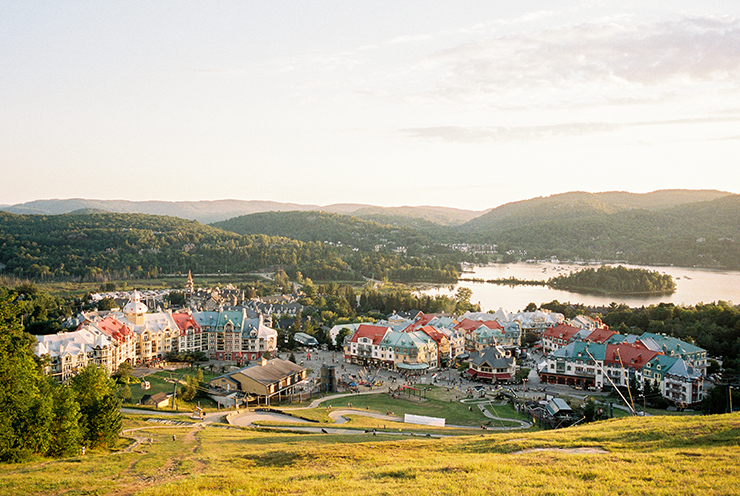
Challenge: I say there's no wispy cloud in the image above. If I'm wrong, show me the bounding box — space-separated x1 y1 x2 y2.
401 112 740 143
415 15 740 107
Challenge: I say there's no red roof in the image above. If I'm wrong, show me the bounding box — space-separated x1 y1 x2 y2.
350 324 391 345
585 328 615 343
418 325 448 345
403 313 436 332
543 323 580 341
172 312 201 333
455 318 503 333
96 316 132 342
605 343 660 370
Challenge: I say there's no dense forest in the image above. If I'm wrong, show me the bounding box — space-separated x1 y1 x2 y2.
459 193 740 269
548 265 676 295
0 212 459 284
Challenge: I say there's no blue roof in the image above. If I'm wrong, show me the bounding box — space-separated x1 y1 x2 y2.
552 342 607 361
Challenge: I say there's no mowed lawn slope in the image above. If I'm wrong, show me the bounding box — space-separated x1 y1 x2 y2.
2 413 739 496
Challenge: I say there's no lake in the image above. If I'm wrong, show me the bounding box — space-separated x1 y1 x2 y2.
422 262 740 312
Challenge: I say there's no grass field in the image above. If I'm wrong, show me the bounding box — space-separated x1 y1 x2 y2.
2 413 738 495
319 386 532 427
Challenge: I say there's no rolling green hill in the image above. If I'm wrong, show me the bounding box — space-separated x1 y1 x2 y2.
0 212 460 284
460 189 731 232
457 191 740 269
211 211 434 251
2 190 739 280
0 199 484 225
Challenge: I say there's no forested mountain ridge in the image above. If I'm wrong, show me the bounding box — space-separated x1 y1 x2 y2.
463 193 740 269
1 198 483 225
2 190 739 277
459 189 731 231
211 211 436 251
0 211 460 283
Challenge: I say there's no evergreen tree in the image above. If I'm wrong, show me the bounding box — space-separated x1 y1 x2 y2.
91 393 123 448
71 364 122 448
48 384 83 458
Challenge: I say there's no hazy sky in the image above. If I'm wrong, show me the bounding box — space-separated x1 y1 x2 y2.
2 1 740 211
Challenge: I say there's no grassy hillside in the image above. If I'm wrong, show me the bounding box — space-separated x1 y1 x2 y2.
2 413 738 495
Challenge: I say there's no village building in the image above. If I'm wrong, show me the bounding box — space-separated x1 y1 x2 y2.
542 323 581 354
194 310 278 362
643 354 705 406
418 325 451 368
209 357 307 406
344 324 392 365
172 310 206 354
378 330 437 372
466 346 517 383
539 332 707 405
637 332 708 376
36 328 115 382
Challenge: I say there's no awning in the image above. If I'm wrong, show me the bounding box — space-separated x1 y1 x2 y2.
397 363 429 370
495 373 512 381
477 372 494 379
466 369 477 376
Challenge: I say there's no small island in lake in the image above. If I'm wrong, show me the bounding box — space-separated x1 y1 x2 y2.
466 265 676 296
547 265 676 296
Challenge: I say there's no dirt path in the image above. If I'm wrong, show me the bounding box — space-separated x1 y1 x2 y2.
106 421 210 496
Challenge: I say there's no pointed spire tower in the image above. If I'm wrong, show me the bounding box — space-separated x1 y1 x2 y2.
186 270 194 298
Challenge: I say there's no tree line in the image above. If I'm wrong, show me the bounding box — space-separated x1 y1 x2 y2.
0 290 122 462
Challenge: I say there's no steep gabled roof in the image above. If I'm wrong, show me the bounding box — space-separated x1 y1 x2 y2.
552 342 607 361
418 325 449 345
469 346 513 369
95 315 132 342
350 324 391 345
638 332 704 356
605 343 660 370
172 312 201 332
584 328 616 343
455 318 503 332
543 323 581 341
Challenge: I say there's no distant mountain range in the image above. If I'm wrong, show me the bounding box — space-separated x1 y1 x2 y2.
2 189 739 270
0 198 483 225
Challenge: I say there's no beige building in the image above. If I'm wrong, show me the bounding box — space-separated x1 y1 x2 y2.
209 358 307 406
